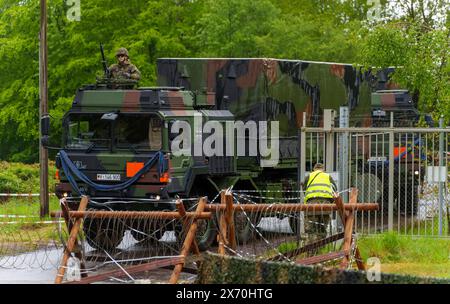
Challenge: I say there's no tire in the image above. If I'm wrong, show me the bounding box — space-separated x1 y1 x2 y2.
288 213 302 236
195 218 217 251
187 187 218 251
231 186 262 244
130 219 165 243
83 216 125 251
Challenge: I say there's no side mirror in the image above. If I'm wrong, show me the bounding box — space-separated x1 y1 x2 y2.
41 115 50 136
41 115 50 148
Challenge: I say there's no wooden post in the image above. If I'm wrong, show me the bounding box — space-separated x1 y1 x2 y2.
169 197 206 284
340 209 355 269
60 199 87 278
335 189 365 270
334 195 347 222
39 0 49 218
55 196 89 284
217 191 228 255
347 189 365 270
64 257 184 284
176 200 200 255
225 190 236 251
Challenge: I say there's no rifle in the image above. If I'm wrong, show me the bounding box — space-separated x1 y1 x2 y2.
100 43 110 78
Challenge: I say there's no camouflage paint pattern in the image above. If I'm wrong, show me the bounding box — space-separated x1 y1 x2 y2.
157 58 416 129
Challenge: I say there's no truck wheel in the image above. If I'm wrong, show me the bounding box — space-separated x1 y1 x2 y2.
130 220 165 243
186 188 218 251
195 218 217 251
232 187 262 244
83 216 125 251
234 212 251 243
288 214 302 236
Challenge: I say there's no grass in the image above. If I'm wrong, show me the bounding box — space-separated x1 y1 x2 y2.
272 231 450 279
0 196 60 216
403 215 450 237
358 232 450 278
0 161 61 252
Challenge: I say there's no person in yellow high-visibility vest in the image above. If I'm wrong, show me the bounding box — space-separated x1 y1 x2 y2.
303 163 337 241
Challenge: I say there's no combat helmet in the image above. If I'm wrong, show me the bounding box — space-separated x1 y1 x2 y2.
116 47 129 58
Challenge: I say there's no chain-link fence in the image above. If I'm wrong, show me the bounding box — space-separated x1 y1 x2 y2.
301 123 449 237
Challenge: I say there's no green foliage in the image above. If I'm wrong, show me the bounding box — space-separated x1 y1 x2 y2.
277 241 298 254
0 161 56 193
357 1 450 120
196 0 278 57
359 232 450 264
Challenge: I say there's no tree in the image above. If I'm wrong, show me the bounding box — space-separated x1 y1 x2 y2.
358 0 449 120
195 0 279 57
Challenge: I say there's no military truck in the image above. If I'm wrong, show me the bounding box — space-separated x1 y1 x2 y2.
54 58 421 250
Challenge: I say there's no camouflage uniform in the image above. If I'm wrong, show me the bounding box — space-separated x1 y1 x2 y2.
304 198 332 241
109 48 141 81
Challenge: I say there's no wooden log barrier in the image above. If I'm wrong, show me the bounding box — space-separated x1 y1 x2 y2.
169 197 207 284
176 200 200 255
60 198 87 278
55 196 89 284
204 203 379 212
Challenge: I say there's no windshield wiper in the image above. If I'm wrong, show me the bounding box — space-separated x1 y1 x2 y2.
128 144 139 154
85 142 96 153
117 144 142 154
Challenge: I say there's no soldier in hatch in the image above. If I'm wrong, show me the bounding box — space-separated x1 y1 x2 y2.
109 47 141 81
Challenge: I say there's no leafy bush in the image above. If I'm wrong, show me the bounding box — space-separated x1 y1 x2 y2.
0 161 56 194
0 171 22 193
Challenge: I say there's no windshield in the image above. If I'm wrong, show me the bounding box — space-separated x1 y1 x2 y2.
65 114 111 149
65 113 162 151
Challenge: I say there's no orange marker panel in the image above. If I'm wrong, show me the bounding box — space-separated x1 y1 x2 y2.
127 162 144 177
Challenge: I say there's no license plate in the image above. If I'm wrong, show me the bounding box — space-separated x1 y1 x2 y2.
97 174 121 181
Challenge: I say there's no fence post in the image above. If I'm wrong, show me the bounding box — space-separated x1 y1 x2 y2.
338 107 349 231
438 116 444 236
339 106 349 202
324 109 335 172
299 112 306 236
388 112 394 231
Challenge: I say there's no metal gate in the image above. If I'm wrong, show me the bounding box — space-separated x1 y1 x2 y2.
300 111 449 237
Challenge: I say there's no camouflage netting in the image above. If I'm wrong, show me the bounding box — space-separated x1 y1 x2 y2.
196 252 450 284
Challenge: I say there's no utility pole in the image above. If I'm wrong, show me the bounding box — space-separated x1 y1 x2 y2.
39 0 49 217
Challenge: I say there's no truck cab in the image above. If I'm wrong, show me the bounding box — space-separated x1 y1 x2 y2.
55 82 235 199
